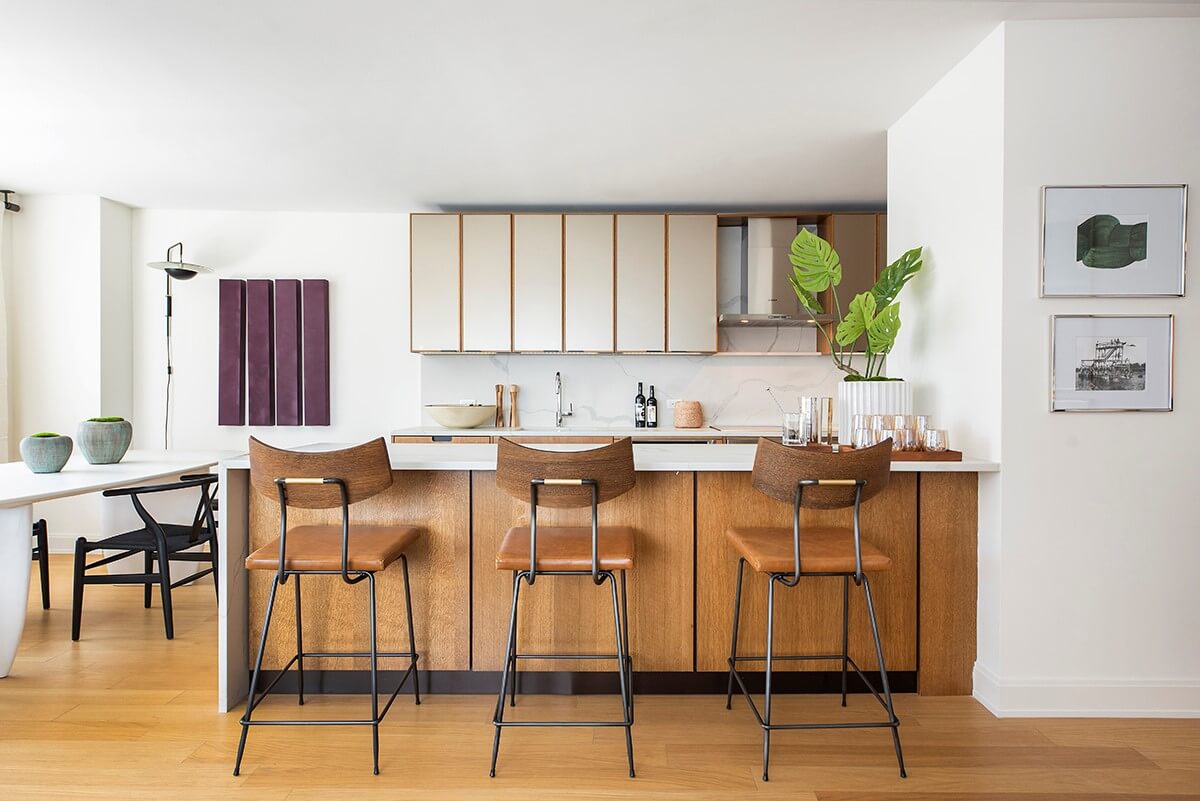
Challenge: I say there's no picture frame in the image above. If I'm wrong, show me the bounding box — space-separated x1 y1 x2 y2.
1041 185 1187 297
1050 314 1174 412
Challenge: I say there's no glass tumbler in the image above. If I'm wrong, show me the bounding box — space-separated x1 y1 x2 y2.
878 428 901 450
782 412 805 446
924 429 949 452
852 427 876 449
913 415 931 447
894 428 918 451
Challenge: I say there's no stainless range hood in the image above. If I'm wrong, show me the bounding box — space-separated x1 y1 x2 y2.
718 218 826 327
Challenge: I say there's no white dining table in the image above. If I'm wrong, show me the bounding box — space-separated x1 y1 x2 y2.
0 450 232 677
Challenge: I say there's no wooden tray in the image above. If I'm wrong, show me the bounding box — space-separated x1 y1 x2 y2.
798 443 964 462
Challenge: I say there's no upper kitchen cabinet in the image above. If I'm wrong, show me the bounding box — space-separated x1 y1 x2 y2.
818 213 883 354
666 214 717 352
512 214 563 351
461 214 512 351
615 214 666 351
410 213 461 352
564 214 615 352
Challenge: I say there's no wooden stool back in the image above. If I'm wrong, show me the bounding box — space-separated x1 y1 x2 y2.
496 437 635 508
751 438 892 509
248 437 393 508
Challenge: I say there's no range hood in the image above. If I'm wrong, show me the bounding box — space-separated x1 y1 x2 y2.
718 218 827 327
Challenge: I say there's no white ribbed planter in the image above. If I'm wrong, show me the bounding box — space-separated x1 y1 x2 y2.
837 380 912 445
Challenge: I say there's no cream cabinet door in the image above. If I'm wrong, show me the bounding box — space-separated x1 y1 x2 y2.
512 214 563 351
667 214 717 352
410 213 460 352
615 214 666 351
461 214 512 352
564 214 614 352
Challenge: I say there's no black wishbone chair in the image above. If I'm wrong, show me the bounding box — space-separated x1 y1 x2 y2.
234 437 422 777
724 438 906 780
489 437 637 779
72 474 219 641
32 519 50 610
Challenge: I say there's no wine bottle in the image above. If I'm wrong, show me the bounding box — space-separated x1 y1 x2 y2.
646 385 658 428
634 382 646 428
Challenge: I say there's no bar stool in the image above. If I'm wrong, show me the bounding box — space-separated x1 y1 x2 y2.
489 437 636 778
724 438 906 780
234 437 422 776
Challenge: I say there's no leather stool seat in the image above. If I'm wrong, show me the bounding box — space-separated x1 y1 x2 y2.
496 525 635 571
726 525 891 574
246 524 421 573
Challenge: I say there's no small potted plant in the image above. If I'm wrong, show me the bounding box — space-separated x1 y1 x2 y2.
76 416 134 464
787 229 924 443
20 432 74 473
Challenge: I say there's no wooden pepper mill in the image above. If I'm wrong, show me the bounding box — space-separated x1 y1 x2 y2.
494 384 505 428
508 385 519 429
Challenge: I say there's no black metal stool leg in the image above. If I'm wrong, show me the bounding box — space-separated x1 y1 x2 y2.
620 569 633 724
490 570 522 777
508 570 518 708
841 575 850 707
862 575 906 779
71 538 87 641
762 574 777 782
726 558 745 710
401 554 421 705
607 572 635 778
368 572 380 775
295 574 305 706
234 575 282 776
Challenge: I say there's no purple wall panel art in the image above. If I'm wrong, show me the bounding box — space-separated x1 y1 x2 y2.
217 279 246 426
302 279 331 426
246 279 276 426
274 279 303 426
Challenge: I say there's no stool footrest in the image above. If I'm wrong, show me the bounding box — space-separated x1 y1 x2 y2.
494 720 631 728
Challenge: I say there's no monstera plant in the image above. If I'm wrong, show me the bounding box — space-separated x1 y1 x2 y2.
788 229 924 380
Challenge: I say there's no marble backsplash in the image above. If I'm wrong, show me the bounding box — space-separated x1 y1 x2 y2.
420 347 845 429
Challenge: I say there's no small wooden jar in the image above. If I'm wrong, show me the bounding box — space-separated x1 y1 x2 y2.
673 400 703 429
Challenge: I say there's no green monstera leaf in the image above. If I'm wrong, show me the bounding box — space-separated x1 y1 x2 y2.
871 246 923 308
835 292 903 354
788 271 824 314
788 229 842 293
866 302 901 354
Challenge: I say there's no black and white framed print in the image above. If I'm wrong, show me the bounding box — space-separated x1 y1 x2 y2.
1051 315 1174 412
1041 185 1187 297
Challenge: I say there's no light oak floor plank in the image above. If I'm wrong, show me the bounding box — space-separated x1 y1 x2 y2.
2 557 1197 800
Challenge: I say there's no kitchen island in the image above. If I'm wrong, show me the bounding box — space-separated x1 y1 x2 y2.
216 443 997 712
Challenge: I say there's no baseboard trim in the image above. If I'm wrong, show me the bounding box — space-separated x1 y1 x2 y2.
974 663 1200 718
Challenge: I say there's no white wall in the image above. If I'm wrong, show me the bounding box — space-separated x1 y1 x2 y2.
9 196 111 539
887 26 1006 676
889 18 1200 716
130 210 422 451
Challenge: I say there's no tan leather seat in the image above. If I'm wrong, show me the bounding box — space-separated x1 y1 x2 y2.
725 526 891 574
245 524 421 573
496 526 635 572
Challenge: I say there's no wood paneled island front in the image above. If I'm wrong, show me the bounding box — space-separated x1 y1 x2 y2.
216 443 997 712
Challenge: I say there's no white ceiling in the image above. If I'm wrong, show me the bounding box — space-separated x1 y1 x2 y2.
1 0 1196 211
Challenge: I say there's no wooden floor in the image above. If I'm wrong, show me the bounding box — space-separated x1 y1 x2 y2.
3 556 1198 800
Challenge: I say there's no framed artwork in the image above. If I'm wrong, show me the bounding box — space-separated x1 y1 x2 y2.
1051 314 1174 412
1041 185 1187 297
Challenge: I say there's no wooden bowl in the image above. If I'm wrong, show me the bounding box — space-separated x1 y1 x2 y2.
425 404 497 429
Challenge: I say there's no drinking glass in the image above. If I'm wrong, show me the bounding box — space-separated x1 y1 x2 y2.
878 428 901 450
894 428 918 451
913 415 931 447
867 414 886 434
890 414 915 431
852 414 868 433
782 412 805 446
924 429 949 452
798 397 821 444
852 427 876 449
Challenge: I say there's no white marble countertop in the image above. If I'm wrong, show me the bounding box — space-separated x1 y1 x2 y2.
0 450 234 508
392 425 776 439
220 443 998 473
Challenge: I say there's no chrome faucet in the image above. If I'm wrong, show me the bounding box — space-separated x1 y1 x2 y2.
555 371 573 428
